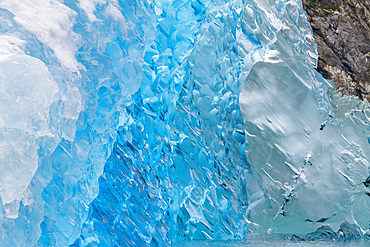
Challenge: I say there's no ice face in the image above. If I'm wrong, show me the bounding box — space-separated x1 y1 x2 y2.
0 54 58 134
238 0 370 235
0 0 369 246
76 0 250 245
0 53 58 218
0 0 155 244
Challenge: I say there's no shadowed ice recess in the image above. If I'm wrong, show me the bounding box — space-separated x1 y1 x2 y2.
0 0 369 246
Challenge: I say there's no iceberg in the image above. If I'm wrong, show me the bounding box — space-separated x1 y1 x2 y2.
0 0 368 246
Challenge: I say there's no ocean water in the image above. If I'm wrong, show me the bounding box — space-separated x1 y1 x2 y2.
177 235 370 247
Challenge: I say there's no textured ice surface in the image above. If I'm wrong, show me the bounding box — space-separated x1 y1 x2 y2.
76 0 249 245
238 0 370 235
0 52 58 211
0 0 139 245
0 0 369 246
0 0 82 71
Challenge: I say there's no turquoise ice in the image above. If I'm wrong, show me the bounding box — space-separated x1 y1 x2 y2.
0 0 368 246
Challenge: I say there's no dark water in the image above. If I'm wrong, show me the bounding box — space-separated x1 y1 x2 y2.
176 234 370 246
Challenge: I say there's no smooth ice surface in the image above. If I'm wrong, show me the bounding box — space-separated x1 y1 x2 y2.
238 0 370 235
0 0 369 246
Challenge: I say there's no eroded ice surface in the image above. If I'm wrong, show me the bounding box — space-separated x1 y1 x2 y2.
0 0 369 246
0 0 142 245
238 0 370 235
0 53 58 217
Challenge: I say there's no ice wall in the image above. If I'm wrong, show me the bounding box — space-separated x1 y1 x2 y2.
0 0 369 246
0 0 148 245
76 0 251 245
238 0 370 236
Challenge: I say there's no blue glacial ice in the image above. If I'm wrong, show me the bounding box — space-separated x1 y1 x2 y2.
0 0 369 246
